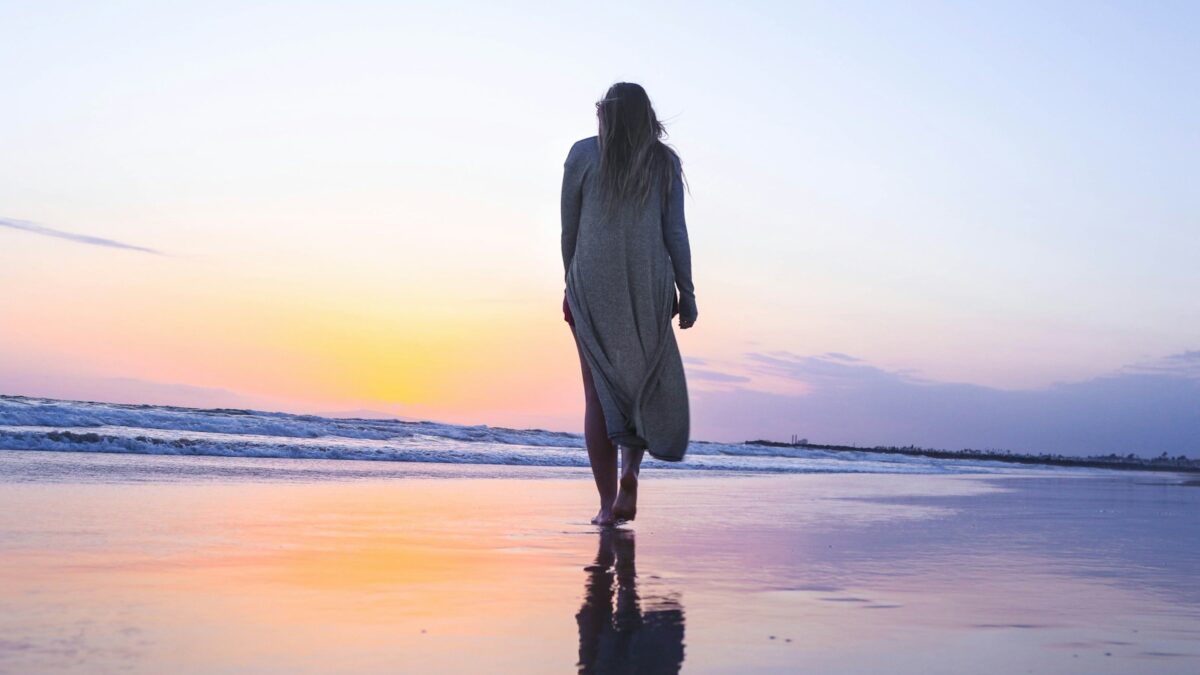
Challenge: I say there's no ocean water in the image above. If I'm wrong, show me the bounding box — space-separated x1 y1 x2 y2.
0 395 1061 477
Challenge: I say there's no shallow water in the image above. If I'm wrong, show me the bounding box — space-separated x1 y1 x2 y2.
0 450 1197 674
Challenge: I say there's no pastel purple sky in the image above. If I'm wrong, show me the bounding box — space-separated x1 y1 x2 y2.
1 2 1197 457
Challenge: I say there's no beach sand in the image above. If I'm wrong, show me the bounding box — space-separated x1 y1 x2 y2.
1 449 1197 674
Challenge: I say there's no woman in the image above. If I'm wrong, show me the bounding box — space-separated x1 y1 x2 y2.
561 82 698 526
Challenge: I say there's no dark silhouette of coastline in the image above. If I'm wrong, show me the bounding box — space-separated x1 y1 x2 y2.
576 529 684 674
745 439 1200 473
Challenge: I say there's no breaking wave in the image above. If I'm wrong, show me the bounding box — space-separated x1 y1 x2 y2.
0 395 1022 476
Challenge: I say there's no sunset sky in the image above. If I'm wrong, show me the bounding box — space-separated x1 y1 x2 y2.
2 2 1197 456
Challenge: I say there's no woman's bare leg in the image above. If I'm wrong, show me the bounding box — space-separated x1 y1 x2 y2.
613 445 645 522
571 323 618 525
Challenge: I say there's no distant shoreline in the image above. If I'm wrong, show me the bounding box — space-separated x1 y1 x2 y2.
744 440 1200 473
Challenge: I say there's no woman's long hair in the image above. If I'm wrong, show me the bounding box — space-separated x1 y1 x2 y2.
595 82 682 215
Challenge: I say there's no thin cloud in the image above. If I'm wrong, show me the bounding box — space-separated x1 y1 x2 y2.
1120 350 1200 379
686 368 751 383
824 352 862 362
0 217 162 255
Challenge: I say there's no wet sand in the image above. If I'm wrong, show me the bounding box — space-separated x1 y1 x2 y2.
0 450 1198 674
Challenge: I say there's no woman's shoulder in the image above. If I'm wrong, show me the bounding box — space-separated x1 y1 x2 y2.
663 143 682 169
572 135 599 150
566 136 599 161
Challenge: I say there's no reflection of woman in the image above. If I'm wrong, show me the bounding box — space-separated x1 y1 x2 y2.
575 529 685 674
561 82 698 526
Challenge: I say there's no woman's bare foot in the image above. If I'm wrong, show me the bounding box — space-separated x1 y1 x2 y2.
613 444 644 522
591 506 615 526
612 473 638 522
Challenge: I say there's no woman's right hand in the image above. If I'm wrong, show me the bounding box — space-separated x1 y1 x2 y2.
678 295 697 330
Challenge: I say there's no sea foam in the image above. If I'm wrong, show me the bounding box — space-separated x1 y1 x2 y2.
0 395 1028 476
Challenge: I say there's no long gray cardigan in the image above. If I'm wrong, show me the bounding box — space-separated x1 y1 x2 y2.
561 136 697 461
